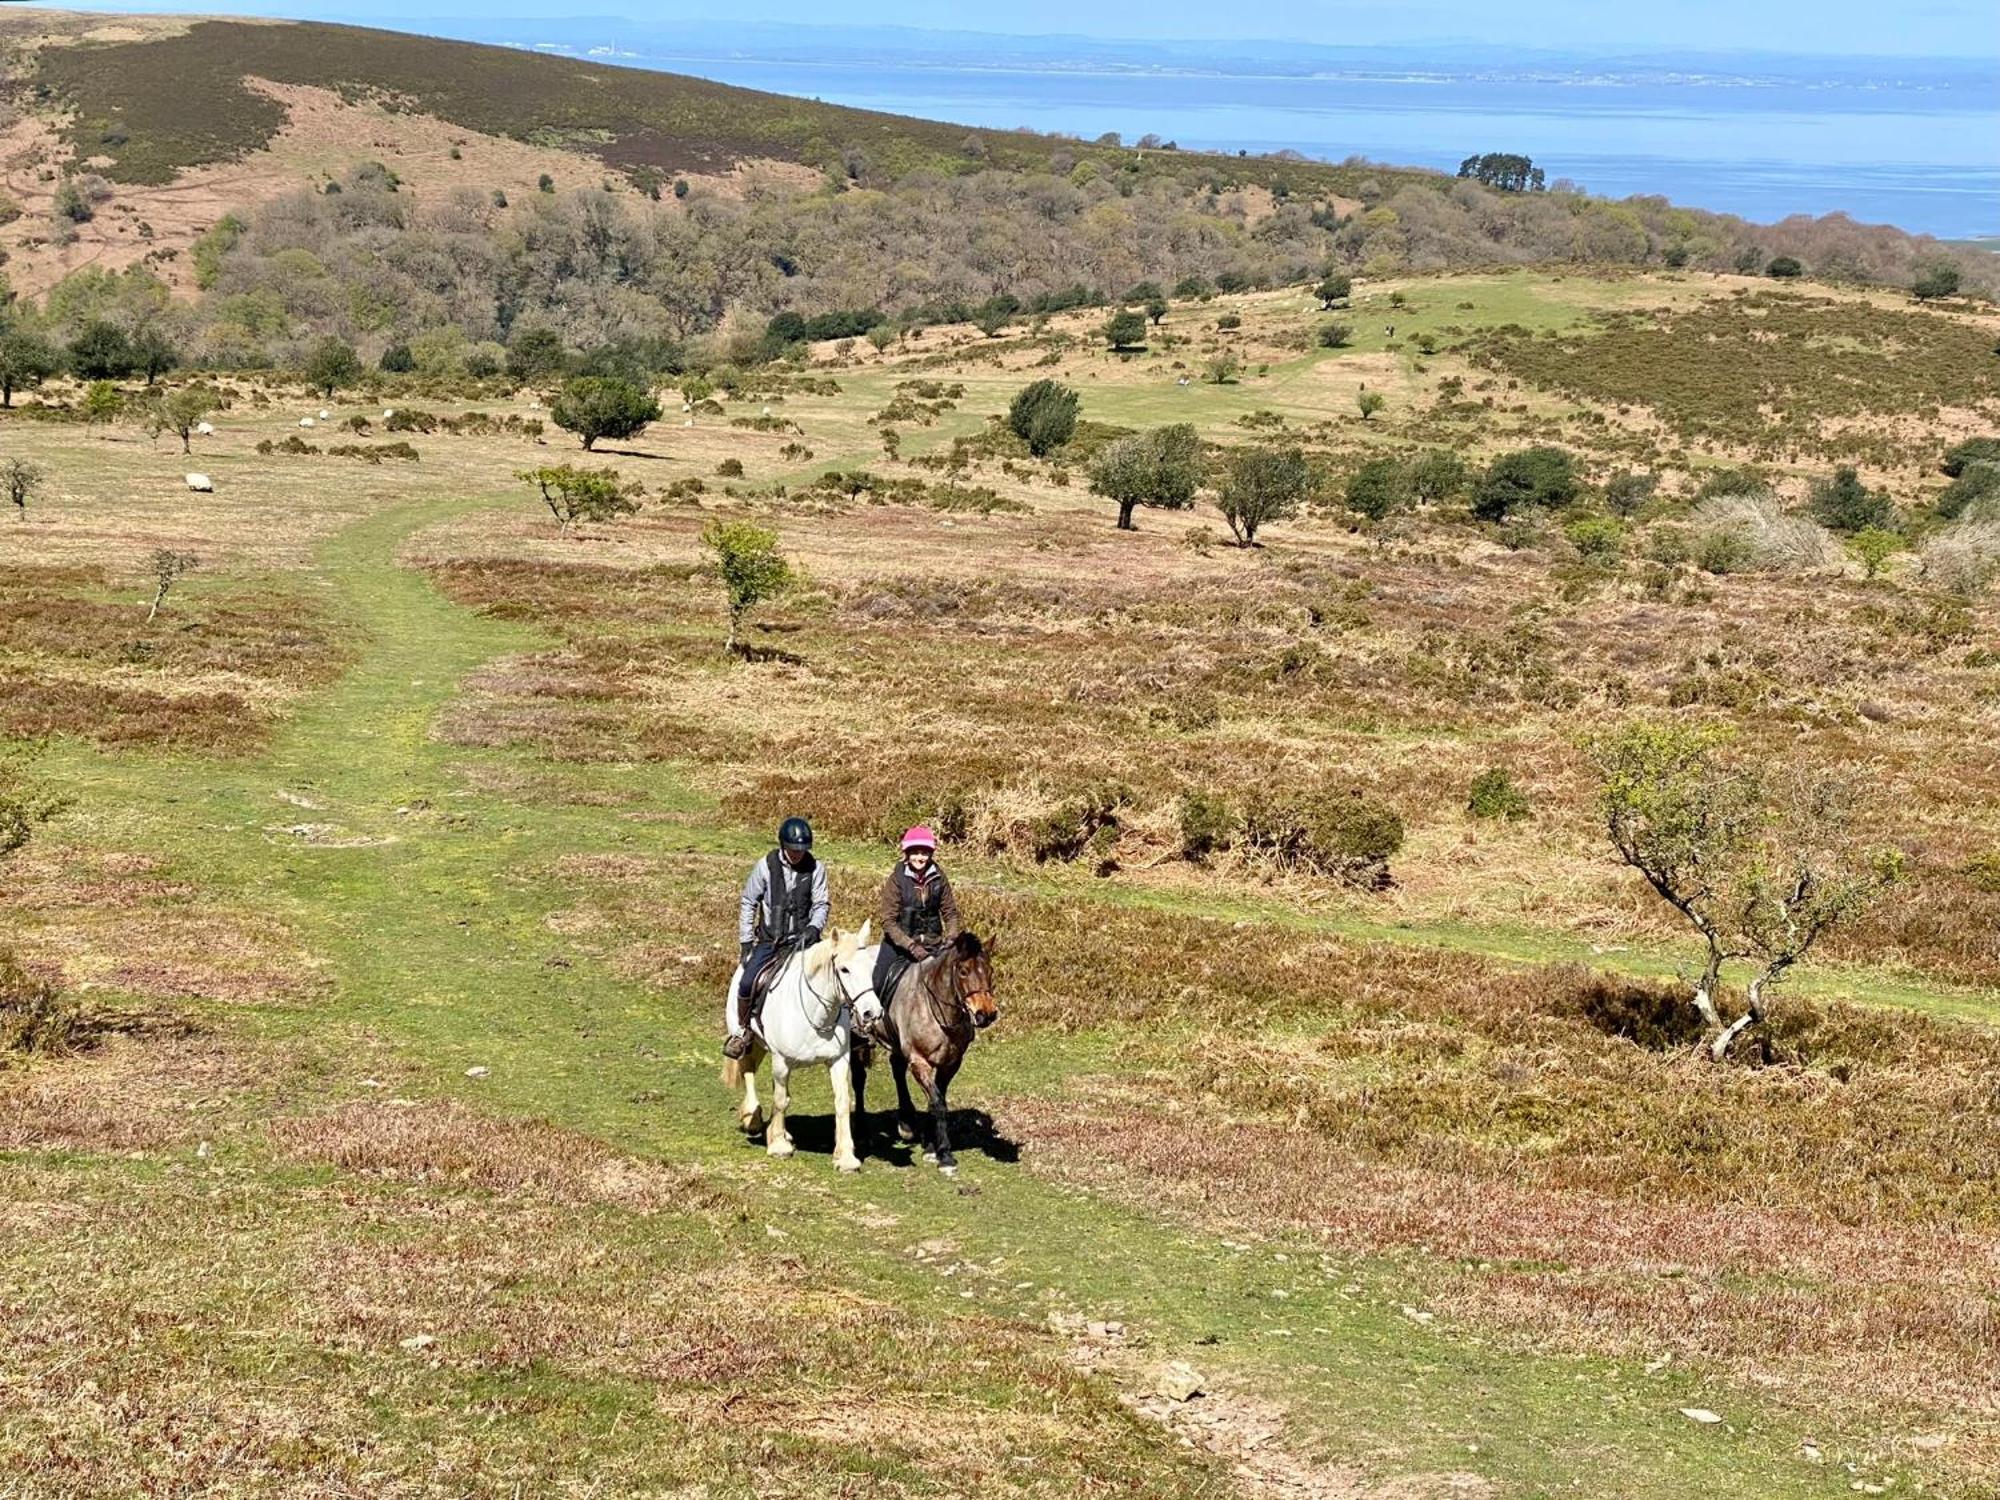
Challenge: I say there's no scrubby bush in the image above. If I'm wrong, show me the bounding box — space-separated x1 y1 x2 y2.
1344 457 1411 521
1406 449 1468 505
1767 255 1804 279
1178 790 1237 861
1240 784 1404 886
1688 492 1842 574
1847 527 1902 579
1 949 79 1060
1467 767 1531 821
1604 469 1659 517
1808 466 1893 534
1007 379 1080 456
716 457 744 477
1942 437 2000 478
1217 444 1310 546
1917 522 2000 596
1316 321 1352 349
1472 446 1577 521
1565 516 1626 564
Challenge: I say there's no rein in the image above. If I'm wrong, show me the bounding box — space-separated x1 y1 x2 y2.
801 950 877 1036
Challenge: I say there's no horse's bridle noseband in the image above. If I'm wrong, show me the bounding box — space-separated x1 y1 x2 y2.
803 950 880 1034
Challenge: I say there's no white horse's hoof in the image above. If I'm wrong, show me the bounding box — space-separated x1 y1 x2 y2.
922 1150 938 1164
767 1139 795 1159
835 1155 862 1174
938 1163 958 1179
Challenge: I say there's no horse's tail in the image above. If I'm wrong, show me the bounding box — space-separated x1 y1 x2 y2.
722 1055 744 1090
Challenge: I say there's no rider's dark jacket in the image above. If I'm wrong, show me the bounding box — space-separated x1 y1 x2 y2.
876 860 962 957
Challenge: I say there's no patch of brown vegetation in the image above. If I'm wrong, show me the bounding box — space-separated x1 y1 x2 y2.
271 1097 729 1214
0 1027 261 1155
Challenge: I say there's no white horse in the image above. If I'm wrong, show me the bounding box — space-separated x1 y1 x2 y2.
720 922 883 1172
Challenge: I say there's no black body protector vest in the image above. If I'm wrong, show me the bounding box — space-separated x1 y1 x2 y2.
762 850 816 943
897 866 945 944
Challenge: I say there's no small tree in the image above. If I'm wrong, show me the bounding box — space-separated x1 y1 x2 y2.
1591 721 1896 1060
1315 272 1352 309
1912 263 1962 302
549 376 662 451
1766 255 1804 280
130 325 179 385
3 458 44 520
1104 309 1148 352
1143 294 1169 327
146 550 198 622
1344 457 1410 521
68 321 137 380
1089 423 1203 530
1007 379 1080 457
0 328 61 408
1472 446 1577 521
1203 351 1241 385
303 336 363 399
517 465 639 536
380 342 416 373
1848 527 1901 580
1216 444 1310 547
1317 321 1352 349
81 381 123 431
506 327 569 382
0 741 66 863
153 387 218 454
701 518 794 653
1407 449 1469 505
1355 390 1385 422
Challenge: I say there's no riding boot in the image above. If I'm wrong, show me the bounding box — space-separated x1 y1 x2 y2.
722 1029 751 1060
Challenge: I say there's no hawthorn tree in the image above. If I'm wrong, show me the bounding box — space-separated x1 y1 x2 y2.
517 464 640 535
151 387 218 454
0 328 60 408
1472 446 1577 521
1089 423 1203 530
550 376 662 451
1143 294 1169 326
146 550 198 622
1315 272 1352 309
1104 309 1147 352
1007 379 1079 457
1591 721 1898 1061
303 336 363 399
701 518 793 654
1216 444 1310 547
1912 263 1962 301
3 458 45 521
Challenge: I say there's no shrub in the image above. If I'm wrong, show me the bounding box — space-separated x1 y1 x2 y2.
1604 469 1659 517
1103 309 1147 350
1565 515 1626 563
1807 466 1893 534
1767 255 1804 279
1344 457 1410 521
1406 450 1469 505
1472 446 1577 521
1916 522 2000 596
1938 463 2000 520
1847 527 1902 579
1242 785 1404 886
1941 437 2000 478
1007 379 1080 457
1355 390 1385 421
1203 352 1241 384
1467 768 1531 821
1912 263 1962 301
1178 790 1237 860
716 458 744 477
701 518 794 652
1214 314 1241 331
1688 492 1841 574
1216 444 1310 546
1 949 79 1060
379 342 415 373
1316 321 1352 348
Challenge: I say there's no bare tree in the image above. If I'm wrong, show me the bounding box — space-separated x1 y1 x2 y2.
146 550 199 622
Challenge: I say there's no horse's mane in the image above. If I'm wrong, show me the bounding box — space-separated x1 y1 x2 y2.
951 931 985 960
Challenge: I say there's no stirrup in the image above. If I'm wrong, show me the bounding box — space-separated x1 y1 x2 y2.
722 1031 751 1060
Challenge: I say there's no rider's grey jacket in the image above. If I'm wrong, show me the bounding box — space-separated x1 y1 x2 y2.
738 854 831 945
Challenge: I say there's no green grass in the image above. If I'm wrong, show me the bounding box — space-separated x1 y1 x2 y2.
7 490 1944 1496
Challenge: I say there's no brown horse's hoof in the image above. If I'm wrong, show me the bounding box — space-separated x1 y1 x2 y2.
897 1120 917 1143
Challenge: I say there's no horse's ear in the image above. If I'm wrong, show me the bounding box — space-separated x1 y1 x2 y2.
857 918 872 946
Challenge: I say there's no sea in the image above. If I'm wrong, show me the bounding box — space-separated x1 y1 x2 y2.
616 54 1999 240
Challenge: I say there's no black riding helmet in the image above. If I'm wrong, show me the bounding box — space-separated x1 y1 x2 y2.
778 816 814 851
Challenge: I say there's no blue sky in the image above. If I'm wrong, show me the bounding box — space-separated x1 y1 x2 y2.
22 0 2000 56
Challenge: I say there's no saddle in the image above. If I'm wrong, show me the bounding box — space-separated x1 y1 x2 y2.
737 942 797 1030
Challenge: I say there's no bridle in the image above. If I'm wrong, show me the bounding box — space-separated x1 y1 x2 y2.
801 947 879 1035
918 952 993 1034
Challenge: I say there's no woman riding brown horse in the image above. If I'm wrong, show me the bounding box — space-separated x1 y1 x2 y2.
853 931 997 1175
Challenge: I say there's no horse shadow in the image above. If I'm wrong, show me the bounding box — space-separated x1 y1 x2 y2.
769 1104 1021 1168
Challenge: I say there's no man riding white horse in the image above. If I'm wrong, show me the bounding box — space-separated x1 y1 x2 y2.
725 815 828 1060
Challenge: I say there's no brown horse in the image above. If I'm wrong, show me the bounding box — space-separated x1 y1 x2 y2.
853 931 997 1175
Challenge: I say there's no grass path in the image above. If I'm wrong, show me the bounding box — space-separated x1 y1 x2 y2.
23 497 1928 1497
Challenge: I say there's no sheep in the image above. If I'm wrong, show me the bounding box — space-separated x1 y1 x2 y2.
185 473 213 492
382 408 396 420
318 409 330 420
299 417 315 428
194 421 215 436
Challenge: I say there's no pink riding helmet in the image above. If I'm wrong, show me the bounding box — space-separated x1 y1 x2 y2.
900 825 937 852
